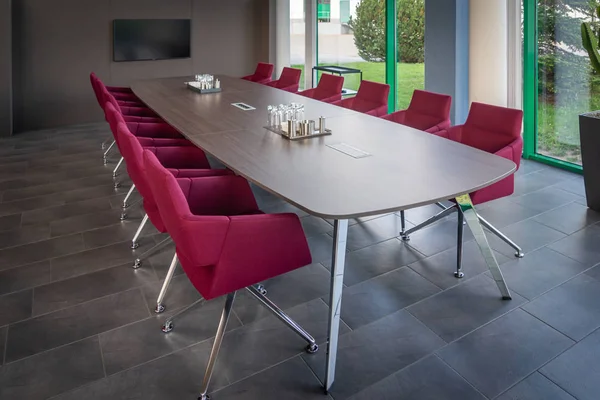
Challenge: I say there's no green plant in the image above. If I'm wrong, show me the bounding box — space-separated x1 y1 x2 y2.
347 0 424 63
582 6 600 74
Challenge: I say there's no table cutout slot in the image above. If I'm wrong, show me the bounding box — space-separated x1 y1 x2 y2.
327 143 371 159
231 102 256 111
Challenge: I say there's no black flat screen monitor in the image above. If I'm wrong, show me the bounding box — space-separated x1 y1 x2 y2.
113 19 191 62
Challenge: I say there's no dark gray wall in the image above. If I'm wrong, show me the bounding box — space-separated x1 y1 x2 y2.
0 0 11 136
11 0 269 132
424 0 469 124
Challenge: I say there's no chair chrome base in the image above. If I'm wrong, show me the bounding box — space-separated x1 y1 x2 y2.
131 236 173 269
155 304 165 314
160 279 318 400
131 214 149 249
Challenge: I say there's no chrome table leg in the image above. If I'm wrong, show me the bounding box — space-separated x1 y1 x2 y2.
155 253 178 313
400 205 456 241
478 215 525 258
325 219 349 393
456 194 512 300
198 292 236 400
399 210 406 236
456 208 465 278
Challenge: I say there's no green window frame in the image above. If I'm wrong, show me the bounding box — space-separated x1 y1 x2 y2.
522 0 583 174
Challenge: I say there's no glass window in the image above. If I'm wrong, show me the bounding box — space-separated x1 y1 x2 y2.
290 0 306 90
536 0 598 165
316 0 386 95
396 0 425 110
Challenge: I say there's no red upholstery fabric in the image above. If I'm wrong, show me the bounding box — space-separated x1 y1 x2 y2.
90 72 139 105
266 67 302 92
241 62 274 84
382 90 451 133
102 86 158 118
104 103 192 149
298 74 344 103
439 102 524 205
117 122 230 233
333 80 390 116
144 150 312 300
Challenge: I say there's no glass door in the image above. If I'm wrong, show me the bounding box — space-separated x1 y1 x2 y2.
524 0 598 171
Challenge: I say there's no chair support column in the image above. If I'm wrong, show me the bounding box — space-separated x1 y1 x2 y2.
198 292 237 400
103 141 115 164
113 157 124 177
131 214 149 249
133 236 172 269
246 285 318 353
155 253 179 313
456 208 465 278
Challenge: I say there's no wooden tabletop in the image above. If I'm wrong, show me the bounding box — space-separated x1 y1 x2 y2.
132 76 516 219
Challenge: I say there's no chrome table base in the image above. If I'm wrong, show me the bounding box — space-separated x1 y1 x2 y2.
325 219 349 392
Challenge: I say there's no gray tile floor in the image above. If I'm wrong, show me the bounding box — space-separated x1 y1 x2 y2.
0 122 599 400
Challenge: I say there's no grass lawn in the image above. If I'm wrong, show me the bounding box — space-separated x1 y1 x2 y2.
292 61 424 110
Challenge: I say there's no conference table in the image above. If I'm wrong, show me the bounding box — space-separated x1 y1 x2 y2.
132 75 516 393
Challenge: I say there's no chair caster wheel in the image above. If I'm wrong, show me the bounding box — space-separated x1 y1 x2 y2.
120 213 127 221
400 233 410 242
515 251 525 258
256 284 267 296
131 242 139 250
132 259 142 269
114 182 121 189
161 320 173 333
454 271 464 279
198 395 210 400
155 304 165 314
306 343 319 354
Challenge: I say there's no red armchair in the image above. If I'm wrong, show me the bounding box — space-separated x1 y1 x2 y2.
382 90 452 134
241 62 274 84
90 72 143 106
400 102 524 279
143 149 317 399
266 67 302 92
333 80 390 116
298 73 344 103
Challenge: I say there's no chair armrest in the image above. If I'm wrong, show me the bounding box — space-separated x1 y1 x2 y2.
120 106 157 117
154 146 211 169
127 122 181 139
255 77 272 84
381 110 406 123
178 175 260 216
241 75 253 81
332 98 352 107
107 85 133 94
298 88 315 98
112 92 139 102
212 213 312 293
281 84 300 93
445 125 463 142
494 137 523 170
425 119 452 133
265 81 278 87
324 93 343 103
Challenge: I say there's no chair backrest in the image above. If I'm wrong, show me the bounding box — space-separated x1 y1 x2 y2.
103 102 125 147
90 72 103 107
143 150 230 266
461 102 523 154
116 121 155 202
276 67 302 88
350 80 390 114
254 62 274 80
403 90 452 130
314 74 344 99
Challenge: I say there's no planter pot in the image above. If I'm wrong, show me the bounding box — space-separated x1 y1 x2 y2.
579 112 600 212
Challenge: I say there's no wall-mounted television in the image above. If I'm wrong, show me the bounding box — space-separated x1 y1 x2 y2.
113 19 191 62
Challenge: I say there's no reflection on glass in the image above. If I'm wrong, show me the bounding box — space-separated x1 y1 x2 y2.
536 0 599 165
